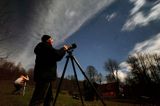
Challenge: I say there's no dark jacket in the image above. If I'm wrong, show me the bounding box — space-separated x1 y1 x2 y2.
33 42 66 82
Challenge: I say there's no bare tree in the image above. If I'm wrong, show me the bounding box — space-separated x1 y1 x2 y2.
126 53 160 98
85 65 98 82
0 58 26 80
127 53 160 84
104 58 119 82
152 54 160 82
96 73 103 84
104 58 120 96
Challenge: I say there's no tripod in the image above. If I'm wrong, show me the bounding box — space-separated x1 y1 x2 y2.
53 50 106 106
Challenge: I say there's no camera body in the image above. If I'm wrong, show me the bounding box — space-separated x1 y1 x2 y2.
66 43 77 52
68 43 77 50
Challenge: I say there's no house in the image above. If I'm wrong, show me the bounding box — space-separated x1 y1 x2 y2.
97 82 118 98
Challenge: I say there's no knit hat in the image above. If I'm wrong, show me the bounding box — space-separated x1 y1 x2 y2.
41 35 51 42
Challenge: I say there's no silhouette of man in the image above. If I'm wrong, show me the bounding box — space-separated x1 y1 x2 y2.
29 35 69 106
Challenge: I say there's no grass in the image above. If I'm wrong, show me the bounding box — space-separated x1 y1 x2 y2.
0 80 154 106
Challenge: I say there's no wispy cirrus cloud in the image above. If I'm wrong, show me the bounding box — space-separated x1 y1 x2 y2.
122 0 160 31
29 0 115 44
0 0 115 69
130 33 160 54
105 12 117 22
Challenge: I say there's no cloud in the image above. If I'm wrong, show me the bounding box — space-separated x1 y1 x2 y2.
0 0 116 69
130 0 146 15
118 33 160 81
130 33 160 54
28 0 115 44
117 71 127 82
117 62 132 82
25 0 115 69
105 12 117 22
122 0 160 31
119 62 132 72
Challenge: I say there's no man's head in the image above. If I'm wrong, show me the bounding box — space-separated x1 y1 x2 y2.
41 35 53 45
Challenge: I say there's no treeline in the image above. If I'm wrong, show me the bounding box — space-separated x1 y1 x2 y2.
104 53 160 101
0 58 29 80
1 53 160 100
124 53 160 99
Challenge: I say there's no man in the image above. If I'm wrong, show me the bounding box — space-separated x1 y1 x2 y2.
29 35 69 106
12 74 29 95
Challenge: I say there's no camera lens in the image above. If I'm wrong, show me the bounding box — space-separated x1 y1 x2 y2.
68 43 77 50
71 43 77 49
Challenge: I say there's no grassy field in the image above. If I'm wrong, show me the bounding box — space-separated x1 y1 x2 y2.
0 80 155 106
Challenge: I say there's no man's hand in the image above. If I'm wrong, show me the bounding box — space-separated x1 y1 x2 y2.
63 45 70 51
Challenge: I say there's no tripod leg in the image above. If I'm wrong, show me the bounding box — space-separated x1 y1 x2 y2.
72 56 106 106
53 56 70 106
70 57 84 106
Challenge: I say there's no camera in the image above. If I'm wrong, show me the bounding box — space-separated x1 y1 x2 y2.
67 43 77 52
68 43 77 50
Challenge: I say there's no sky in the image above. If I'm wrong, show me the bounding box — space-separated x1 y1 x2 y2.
0 0 160 81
